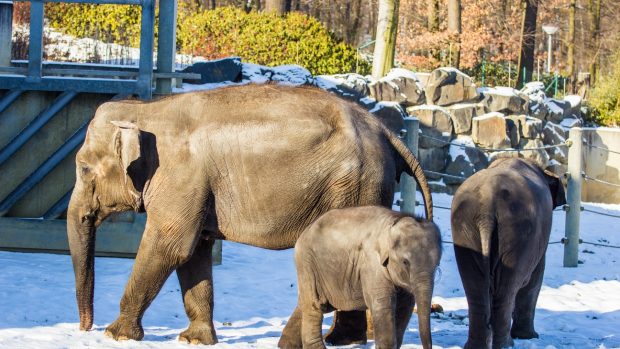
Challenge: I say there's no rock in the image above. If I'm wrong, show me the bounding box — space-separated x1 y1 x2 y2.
315 73 370 101
543 121 567 145
444 137 488 185
472 112 511 149
480 87 528 114
183 57 243 84
270 65 314 86
529 100 548 121
446 103 479 135
369 102 406 134
425 67 479 106
561 117 583 129
505 117 520 148
369 68 425 106
545 98 571 123
418 147 448 180
415 72 431 89
547 142 568 164
521 81 546 97
519 138 550 168
506 115 543 139
407 105 453 148
546 159 568 177
564 95 582 117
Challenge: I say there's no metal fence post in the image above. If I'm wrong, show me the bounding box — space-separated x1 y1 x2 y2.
564 127 583 267
401 117 419 215
155 0 177 94
0 0 13 68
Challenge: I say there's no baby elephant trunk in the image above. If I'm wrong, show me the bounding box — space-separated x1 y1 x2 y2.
413 280 434 349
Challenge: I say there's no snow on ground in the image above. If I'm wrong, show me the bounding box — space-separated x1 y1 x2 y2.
1 193 620 348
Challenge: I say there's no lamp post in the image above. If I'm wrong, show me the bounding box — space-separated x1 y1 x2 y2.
542 25 559 73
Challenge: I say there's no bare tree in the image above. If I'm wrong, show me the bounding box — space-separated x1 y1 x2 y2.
372 0 399 78
427 0 439 32
447 0 461 67
567 0 576 90
589 0 601 84
517 0 539 86
264 0 290 14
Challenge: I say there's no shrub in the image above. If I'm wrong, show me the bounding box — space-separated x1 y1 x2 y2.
588 52 620 127
44 4 369 75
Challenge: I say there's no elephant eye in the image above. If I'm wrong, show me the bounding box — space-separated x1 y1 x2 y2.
403 259 410 267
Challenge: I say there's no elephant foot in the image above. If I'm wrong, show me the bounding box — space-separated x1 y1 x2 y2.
104 316 144 341
464 338 491 349
278 322 302 349
510 326 539 340
324 311 367 346
492 335 514 349
179 322 218 345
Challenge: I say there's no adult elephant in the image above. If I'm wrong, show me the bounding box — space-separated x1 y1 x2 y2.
67 84 433 345
451 157 565 349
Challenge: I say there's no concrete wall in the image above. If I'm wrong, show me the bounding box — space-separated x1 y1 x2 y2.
582 127 620 204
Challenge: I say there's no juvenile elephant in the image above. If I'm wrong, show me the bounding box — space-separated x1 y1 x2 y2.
451 157 566 349
67 84 433 345
282 206 441 349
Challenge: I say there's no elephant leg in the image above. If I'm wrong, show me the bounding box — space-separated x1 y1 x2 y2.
394 290 414 348
454 245 492 349
323 310 367 345
105 217 200 341
278 306 303 349
368 297 397 349
176 238 218 345
301 305 326 349
490 292 516 349
511 256 545 340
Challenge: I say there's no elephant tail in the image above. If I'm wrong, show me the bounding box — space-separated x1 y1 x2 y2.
478 216 496 316
381 124 433 221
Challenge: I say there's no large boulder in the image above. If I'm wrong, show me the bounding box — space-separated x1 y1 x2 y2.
505 114 543 139
368 68 425 106
314 73 370 101
545 98 571 123
444 137 488 185
543 121 568 145
519 138 550 168
480 87 528 114
184 57 243 84
472 112 511 149
369 102 406 134
446 103 480 135
425 68 479 106
407 105 453 148
564 95 582 117
242 63 313 85
418 147 448 180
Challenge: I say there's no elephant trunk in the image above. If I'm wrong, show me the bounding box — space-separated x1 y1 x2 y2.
67 197 96 331
413 280 434 349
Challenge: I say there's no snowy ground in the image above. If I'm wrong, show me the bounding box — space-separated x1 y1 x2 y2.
1 193 619 348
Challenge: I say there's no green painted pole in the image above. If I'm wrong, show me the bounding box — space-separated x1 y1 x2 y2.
400 117 419 215
564 127 583 267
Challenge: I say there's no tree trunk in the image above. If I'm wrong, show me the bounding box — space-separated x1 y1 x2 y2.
427 0 439 32
517 0 539 87
263 0 290 14
447 0 461 68
589 0 601 85
567 0 576 91
372 0 399 78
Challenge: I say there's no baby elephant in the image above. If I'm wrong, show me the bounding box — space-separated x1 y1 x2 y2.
282 206 441 349
451 158 566 349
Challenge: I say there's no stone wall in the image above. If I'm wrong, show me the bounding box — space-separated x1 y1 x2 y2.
314 67 582 193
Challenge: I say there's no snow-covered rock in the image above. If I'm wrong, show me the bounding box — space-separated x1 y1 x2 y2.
472 112 511 149
425 67 479 106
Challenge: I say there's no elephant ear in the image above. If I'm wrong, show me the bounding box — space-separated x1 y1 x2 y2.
543 169 567 209
378 218 404 267
111 121 145 206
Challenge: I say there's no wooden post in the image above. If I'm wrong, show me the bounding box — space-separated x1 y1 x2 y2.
564 127 583 267
400 117 419 215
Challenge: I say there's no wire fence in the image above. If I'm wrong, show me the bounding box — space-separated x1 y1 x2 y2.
412 131 620 256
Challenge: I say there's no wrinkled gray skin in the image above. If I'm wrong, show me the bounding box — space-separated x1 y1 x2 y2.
451 158 566 349
280 206 441 349
67 84 434 345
